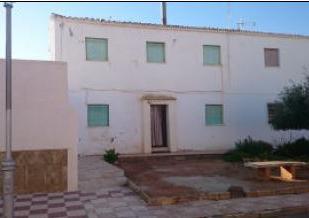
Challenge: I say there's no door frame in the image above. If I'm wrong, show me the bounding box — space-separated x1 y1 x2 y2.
142 96 177 153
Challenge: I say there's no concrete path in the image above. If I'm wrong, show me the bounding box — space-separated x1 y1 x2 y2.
78 156 127 192
84 186 309 218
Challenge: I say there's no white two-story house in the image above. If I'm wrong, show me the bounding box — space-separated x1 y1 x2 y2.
49 13 309 155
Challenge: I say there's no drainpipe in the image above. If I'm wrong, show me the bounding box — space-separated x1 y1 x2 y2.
2 2 16 218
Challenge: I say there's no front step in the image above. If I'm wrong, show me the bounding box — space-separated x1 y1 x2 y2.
78 168 124 180
79 177 127 192
151 147 170 153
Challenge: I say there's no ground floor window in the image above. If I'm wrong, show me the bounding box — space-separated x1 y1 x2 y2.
205 104 224 125
87 104 109 127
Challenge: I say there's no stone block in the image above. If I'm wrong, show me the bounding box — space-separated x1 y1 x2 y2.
0 149 67 194
256 189 275 197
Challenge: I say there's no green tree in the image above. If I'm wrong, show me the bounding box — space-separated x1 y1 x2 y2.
270 76 309 130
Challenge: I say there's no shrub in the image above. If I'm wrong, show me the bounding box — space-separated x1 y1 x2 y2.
274 137 309 161
223 150 246 162
103 149 119 164
224 136 274 162
224 136 309 162
234 136 273 155
269 75 309 130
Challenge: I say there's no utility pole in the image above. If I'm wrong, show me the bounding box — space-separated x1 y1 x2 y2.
2 2 16 218
161 2 167 25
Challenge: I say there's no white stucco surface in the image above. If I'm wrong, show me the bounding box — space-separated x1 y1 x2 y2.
49 15 309 155
0 59 78 191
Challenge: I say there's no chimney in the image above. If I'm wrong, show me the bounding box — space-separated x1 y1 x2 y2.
161 2 167 25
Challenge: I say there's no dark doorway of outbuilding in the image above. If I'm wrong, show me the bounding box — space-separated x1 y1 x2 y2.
151 104 168 152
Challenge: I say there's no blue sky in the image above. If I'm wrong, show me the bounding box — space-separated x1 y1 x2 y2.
0 2 309 60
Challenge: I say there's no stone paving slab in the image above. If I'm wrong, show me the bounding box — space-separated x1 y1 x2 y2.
84 186 309 218
79 156 127 192
0 186 309 217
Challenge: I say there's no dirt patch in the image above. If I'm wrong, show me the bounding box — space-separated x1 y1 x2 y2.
163 175 253 192
117 157 309 204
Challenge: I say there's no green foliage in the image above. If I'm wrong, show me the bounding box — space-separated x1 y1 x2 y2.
270 76 309 130
223 137 273 162
224 137 309 162
103 149 119 164
234 137 274 155
223 150 246 162
274 138 309 161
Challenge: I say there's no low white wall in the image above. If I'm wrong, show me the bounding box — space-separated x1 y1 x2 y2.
0 59 78 191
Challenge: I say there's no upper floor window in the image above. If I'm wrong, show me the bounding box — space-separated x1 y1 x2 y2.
86 38 108 61
264 48 279 67
87 104 109 127
267 103 281 123
203 45 221 65
205 104 224 125
146 42 165 63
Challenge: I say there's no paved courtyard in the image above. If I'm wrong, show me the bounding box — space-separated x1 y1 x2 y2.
84 187 309 218
0 156 309 217
1 186 309 217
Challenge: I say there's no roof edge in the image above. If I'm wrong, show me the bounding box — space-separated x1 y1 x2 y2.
51 13 309 40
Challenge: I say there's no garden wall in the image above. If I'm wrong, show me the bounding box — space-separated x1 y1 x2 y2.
0 59 78 193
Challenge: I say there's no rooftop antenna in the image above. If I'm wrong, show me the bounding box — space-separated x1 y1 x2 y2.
226 2 232 29
237 18 256 30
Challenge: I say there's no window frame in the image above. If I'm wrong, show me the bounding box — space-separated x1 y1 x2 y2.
205 104 224 126
87 104 110 127
85 37 109 62
146 41 166 63
203 45 221 66
264 48 280 67
267 103 281 124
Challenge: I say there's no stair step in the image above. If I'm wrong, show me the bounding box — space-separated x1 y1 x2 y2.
78 177 127 192
78 170 124 180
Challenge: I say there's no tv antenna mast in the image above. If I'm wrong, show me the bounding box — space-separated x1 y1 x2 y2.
237 18 256 30
226 2 232 29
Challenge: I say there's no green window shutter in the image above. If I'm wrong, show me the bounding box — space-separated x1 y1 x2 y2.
86 38 108 61
205 104 223 125
203 45 221 65
88 105 109 127
146 42 165 63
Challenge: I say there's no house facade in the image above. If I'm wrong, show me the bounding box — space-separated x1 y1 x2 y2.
49 14 309 155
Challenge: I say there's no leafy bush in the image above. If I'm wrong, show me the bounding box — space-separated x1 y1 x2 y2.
270 76 309 130
224 136 309 162
223 150 246 162
274 137 309 161
224 136 274 162
103 149 119 164
234 137 274 155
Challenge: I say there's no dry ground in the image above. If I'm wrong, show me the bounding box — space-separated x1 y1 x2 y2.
118 157 309 202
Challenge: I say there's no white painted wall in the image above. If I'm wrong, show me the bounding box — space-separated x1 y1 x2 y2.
49 14 309 155
0 59 78 190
